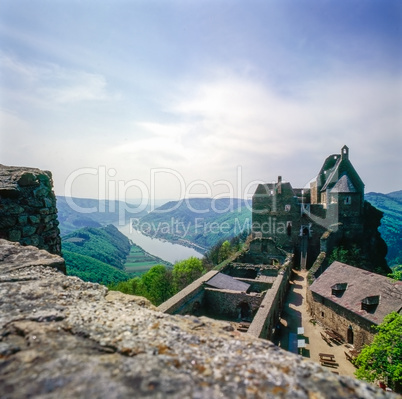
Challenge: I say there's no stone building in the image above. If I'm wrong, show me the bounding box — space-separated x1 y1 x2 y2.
252 145 389 274
307 261 402 351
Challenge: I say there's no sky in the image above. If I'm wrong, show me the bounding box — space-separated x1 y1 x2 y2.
1 0 401 202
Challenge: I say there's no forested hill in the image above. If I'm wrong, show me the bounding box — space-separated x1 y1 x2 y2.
137 198 252 250
62 224 169 284
62 224 132 284
365 190 402 267
63 224 131 269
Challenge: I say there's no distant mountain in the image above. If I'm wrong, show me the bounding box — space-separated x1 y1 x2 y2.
365 191 402 267
57 196 149 235
137 198 252 251
387 190 402 201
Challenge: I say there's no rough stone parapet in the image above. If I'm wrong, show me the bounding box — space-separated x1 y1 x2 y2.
0 240 396 398
0 165 61 255
0 239 66 274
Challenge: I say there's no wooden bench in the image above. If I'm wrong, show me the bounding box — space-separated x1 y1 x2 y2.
320 332 332 345
325 329 343 344
321 359 339 368
319 353 335 361
345 351 355 362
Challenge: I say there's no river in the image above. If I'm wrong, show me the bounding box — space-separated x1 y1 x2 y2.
116 223 204 264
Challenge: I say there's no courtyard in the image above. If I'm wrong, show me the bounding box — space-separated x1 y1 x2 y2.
272 269 357 377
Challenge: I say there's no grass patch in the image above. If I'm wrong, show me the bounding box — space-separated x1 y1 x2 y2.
124 244 171 276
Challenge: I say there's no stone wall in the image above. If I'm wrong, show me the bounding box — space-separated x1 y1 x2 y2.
203 288 264 319
248 257 293 340
306 289 376 351
157 271 218 314
0 239 396 398
0 165 61 255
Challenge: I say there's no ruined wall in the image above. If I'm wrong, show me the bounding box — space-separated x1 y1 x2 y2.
0 165 61 255
306 289 376 351
157 271 218 315
203 288 263 319
248 257 293 340
236 279 273 293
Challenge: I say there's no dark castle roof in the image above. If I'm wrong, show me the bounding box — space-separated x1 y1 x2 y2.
206 273 250 292
330 175 357 193
320 148 364 194
310 262 402 325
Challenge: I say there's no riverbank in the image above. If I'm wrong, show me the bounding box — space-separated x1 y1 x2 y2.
137 230 208 254
116 223 204 264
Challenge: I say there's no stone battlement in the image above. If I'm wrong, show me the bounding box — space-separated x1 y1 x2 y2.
0 165 61 255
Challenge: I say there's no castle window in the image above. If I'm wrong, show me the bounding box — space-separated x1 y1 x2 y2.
331 283 347 297
286 222 292 236
344 196 351 205
285 204 291 212
361 296 380 313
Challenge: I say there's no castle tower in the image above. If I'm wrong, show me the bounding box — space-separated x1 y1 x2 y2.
341 145 349 160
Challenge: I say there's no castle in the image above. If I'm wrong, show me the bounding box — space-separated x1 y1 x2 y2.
159 145 395 347
252 145 389 273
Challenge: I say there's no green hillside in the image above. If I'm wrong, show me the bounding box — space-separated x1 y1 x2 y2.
137 198 251 250
62 223 170 283
365 191 402 267
62 224 131 269
64 250 130 285
124 245 171 276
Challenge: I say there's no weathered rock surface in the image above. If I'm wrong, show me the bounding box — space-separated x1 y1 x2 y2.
0 240 397 398
0 165 61 255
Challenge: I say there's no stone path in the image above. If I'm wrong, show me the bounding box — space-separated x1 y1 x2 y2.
273 269 357 377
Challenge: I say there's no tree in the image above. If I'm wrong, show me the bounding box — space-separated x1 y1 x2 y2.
218 240 231 263
172 257 205 292
140 265 173 305
354 312 402 393
328 245 361 267
108 265 173 305
388 265 402 281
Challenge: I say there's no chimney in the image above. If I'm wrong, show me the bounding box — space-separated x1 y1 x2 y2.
278 176 282 194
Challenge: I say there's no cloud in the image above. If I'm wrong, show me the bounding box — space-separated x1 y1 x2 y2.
109 68 401 195
39 70 110 104
0 53 117 107
2 50 400 198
